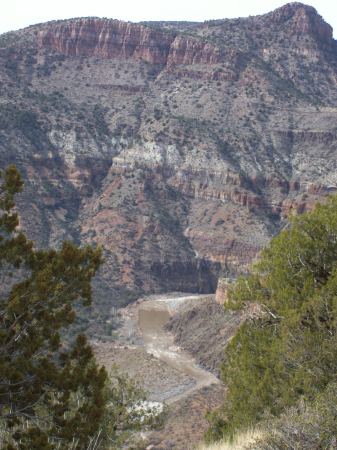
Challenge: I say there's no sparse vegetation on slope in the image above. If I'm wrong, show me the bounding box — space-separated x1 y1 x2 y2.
197 429 263 450
165 296 242 376
254 382 337 449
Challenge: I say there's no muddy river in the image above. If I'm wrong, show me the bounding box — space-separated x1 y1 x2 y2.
138 295 219 403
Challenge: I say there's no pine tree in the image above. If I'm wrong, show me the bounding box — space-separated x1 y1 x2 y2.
0 165 107 448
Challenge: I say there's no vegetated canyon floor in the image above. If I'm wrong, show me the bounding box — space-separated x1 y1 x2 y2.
93 293 238 449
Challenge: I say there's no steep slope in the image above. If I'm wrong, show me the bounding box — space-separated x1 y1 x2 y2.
1 3 337 332
165 297 242 376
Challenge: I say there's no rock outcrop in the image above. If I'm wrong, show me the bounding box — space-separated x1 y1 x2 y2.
266 3 333 42
38 19 174 64
37 18 225 67
215 278 232 304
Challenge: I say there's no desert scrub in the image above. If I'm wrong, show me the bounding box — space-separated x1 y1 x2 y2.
254 382 337 450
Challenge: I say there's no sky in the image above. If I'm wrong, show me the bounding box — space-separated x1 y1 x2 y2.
1 0 337 37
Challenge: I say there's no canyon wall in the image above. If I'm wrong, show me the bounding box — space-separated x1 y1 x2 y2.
1 2 337 334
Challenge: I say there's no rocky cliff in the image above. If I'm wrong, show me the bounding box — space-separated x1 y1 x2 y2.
37 18 230 67
1 2 337 336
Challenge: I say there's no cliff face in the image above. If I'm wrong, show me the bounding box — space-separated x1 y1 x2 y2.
1 3 337 334
37 18 224 67
38 19 174 64
266 2 333 41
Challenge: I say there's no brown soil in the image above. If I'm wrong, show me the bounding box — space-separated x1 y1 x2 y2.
93 342 195 402
145 384 226 450
165 297 242 376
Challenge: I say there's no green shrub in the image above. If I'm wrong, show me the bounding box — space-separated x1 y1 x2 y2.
206 195 337 441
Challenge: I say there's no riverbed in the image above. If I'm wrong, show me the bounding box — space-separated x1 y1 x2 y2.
138 295 219 403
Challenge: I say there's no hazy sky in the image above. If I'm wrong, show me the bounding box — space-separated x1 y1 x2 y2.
1 0 337 37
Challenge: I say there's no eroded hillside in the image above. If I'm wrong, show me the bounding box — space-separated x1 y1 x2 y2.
1 2 337 333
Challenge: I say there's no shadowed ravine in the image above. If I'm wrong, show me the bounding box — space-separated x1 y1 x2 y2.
138 295 219 403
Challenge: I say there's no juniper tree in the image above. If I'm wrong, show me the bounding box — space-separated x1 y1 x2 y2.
206 195 337 441
0 165 107 449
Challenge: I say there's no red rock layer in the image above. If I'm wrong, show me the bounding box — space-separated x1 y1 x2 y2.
37 18 224 67
266 3 333 42
38 19 173 64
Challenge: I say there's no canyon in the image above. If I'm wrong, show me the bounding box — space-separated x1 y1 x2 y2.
1 2 337 333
